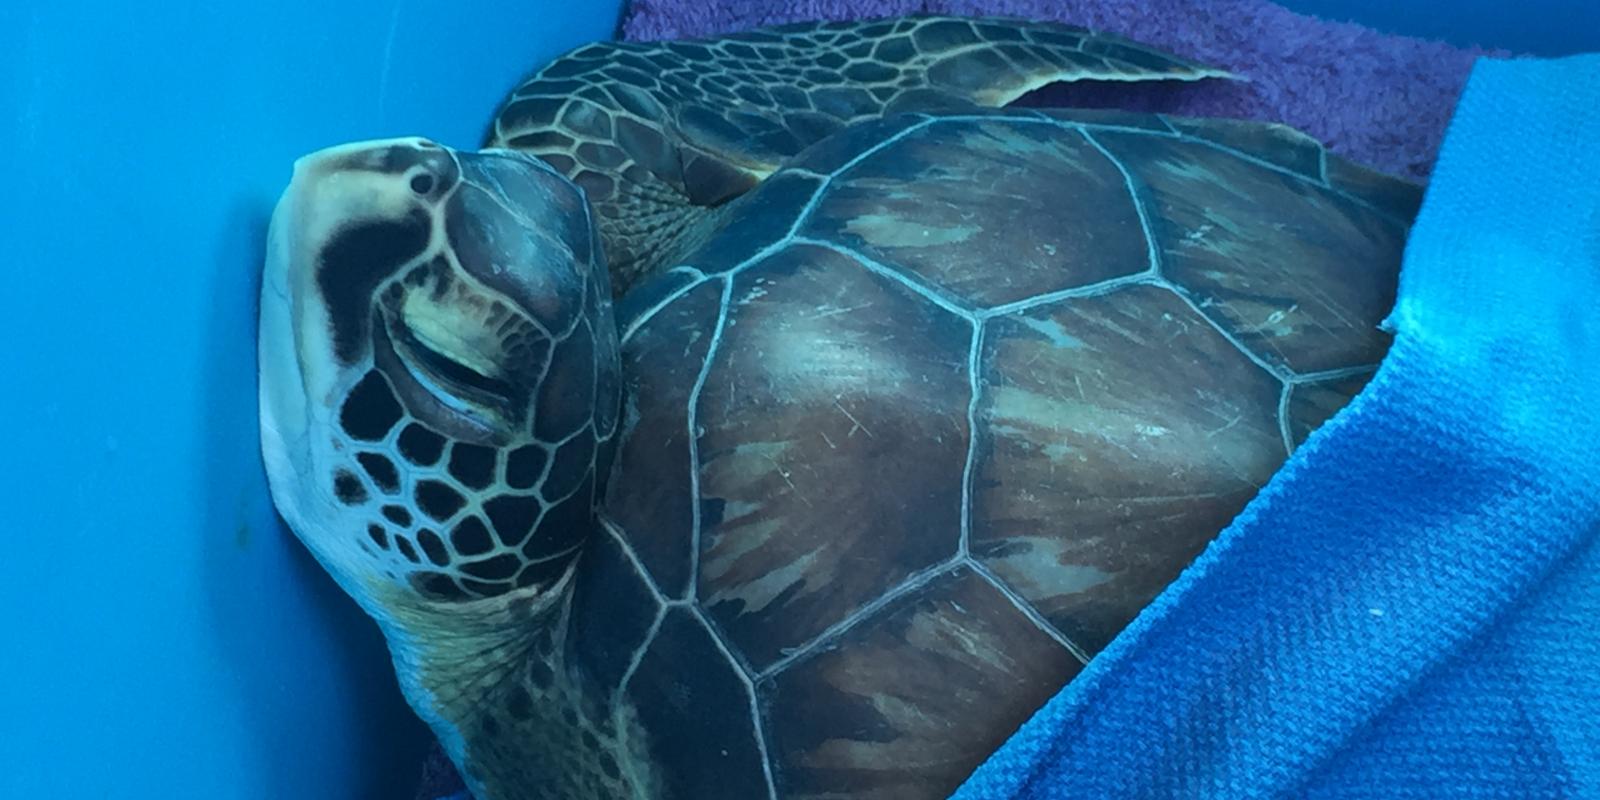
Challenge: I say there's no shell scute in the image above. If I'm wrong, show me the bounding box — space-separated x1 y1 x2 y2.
693 244 972 669
972 285 1285 652
797 118 1149 309
762 566 1081 799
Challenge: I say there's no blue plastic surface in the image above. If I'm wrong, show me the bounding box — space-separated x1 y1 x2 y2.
0 1 620 797
0 0 1590 799
1275 0 1600 55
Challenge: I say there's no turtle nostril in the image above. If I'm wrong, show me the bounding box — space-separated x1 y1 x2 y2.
410 173 436 196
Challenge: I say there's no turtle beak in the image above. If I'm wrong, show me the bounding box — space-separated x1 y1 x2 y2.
291 136 460 191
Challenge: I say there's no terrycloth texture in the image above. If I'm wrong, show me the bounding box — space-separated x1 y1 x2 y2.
622 0 1512 181
954 53 1600 799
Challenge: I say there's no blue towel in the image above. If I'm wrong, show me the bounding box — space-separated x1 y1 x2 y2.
954 53 1600 800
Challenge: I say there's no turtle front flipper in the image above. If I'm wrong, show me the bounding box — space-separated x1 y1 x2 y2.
488 14 1233 292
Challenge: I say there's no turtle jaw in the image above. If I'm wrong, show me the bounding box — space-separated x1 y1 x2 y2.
259 138 436 586
258 147 330 584
259 141 393 610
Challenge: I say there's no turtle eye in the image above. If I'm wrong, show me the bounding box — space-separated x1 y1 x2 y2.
410 173 437 196
368 277 535 447
394 318 516 404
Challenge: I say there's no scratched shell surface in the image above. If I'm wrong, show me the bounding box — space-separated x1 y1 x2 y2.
585 107 1419 800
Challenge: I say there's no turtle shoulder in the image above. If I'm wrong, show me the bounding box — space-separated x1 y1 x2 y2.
579 107 1419 798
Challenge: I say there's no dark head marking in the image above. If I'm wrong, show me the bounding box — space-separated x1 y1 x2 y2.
314 142 463 365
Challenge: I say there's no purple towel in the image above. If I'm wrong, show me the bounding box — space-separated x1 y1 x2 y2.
415 3 1509 797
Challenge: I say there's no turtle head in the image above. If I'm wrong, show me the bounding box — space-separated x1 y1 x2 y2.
258 136 621 619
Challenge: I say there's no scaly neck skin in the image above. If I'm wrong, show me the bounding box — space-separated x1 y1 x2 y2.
372 567 660 800
596 195 735 296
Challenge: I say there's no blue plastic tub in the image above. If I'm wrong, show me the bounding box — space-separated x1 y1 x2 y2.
0 1 1594 798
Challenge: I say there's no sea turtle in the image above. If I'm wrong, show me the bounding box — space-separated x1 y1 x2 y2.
257 14 1420 800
